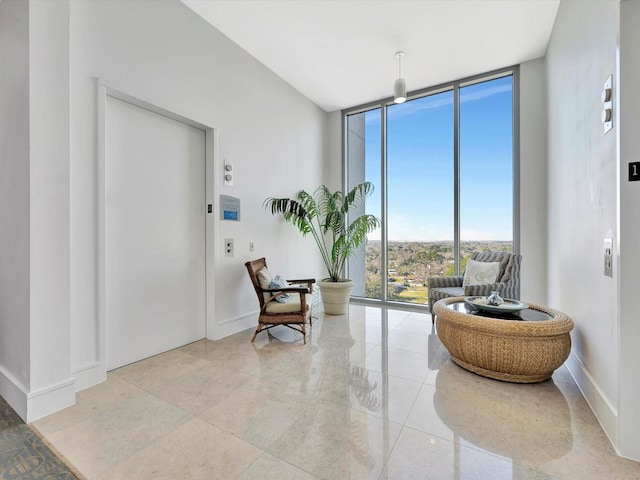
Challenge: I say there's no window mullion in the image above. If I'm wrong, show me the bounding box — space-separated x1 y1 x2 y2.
381 105 389 302
453 84 461 276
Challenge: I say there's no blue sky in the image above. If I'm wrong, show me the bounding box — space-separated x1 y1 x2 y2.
362 75 513 242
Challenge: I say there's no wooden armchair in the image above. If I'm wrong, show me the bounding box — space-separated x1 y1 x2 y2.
244 257 315 344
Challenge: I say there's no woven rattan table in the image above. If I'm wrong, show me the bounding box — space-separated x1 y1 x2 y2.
434 297 574 383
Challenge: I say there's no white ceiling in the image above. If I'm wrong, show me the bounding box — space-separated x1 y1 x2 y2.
182 0 560 112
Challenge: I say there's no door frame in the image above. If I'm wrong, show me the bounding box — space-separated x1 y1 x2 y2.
96 81 217 377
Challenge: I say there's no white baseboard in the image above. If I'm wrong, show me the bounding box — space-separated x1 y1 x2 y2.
0 364 76 423
72 361 106 392
26 377 76 423
209 311 256 340
566 351 618 447
0 365 29 421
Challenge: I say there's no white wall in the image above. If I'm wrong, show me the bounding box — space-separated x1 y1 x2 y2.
327 111 344 191
28 0 74 419
68 0 329 391
519 59 548 304
546 0 620 448
0 0 75 421
0 0 331 420
0 0 31 417
617 0 640 461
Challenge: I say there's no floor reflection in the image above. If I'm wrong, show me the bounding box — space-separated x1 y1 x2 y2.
434 360 573 461
31 303 639 480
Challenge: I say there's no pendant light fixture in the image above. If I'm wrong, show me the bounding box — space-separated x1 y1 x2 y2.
393 51 407 104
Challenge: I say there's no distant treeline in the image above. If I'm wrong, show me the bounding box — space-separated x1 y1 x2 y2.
363 240 512 301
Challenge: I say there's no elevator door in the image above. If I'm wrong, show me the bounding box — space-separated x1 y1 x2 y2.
105 96 206 370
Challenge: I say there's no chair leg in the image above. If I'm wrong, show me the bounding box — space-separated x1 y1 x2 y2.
431 313 436 324
251 324 263 342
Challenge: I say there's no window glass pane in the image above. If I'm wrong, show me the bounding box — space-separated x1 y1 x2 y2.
460 76 514 263
386 92 454 304
346 108 381 299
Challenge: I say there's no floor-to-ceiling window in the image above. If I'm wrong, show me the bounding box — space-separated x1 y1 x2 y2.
345 68 517 307
459 75 514 265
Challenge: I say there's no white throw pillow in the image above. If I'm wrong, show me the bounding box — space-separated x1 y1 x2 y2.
256 267 273 301
462 259 500 286
256 267 272 290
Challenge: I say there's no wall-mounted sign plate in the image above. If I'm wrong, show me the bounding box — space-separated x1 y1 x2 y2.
629 162 640 182
220 194 240 221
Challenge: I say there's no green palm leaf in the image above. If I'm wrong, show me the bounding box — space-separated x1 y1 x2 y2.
264 182 380 283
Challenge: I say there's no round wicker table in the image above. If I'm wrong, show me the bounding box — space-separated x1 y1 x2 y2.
434 297 574 383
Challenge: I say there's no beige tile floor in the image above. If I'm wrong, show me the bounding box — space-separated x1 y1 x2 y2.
33 305 640 479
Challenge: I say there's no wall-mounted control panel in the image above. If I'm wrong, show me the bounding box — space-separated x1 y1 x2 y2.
601 75 613 134
220 195 240 221
604 238 613 278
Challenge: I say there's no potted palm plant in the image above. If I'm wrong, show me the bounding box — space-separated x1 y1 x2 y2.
264 182 380 315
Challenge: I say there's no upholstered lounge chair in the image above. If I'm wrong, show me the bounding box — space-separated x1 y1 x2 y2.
245 257 315 344
428 251 521 324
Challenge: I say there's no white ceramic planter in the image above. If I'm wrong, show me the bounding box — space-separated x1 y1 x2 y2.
318 279 354 315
